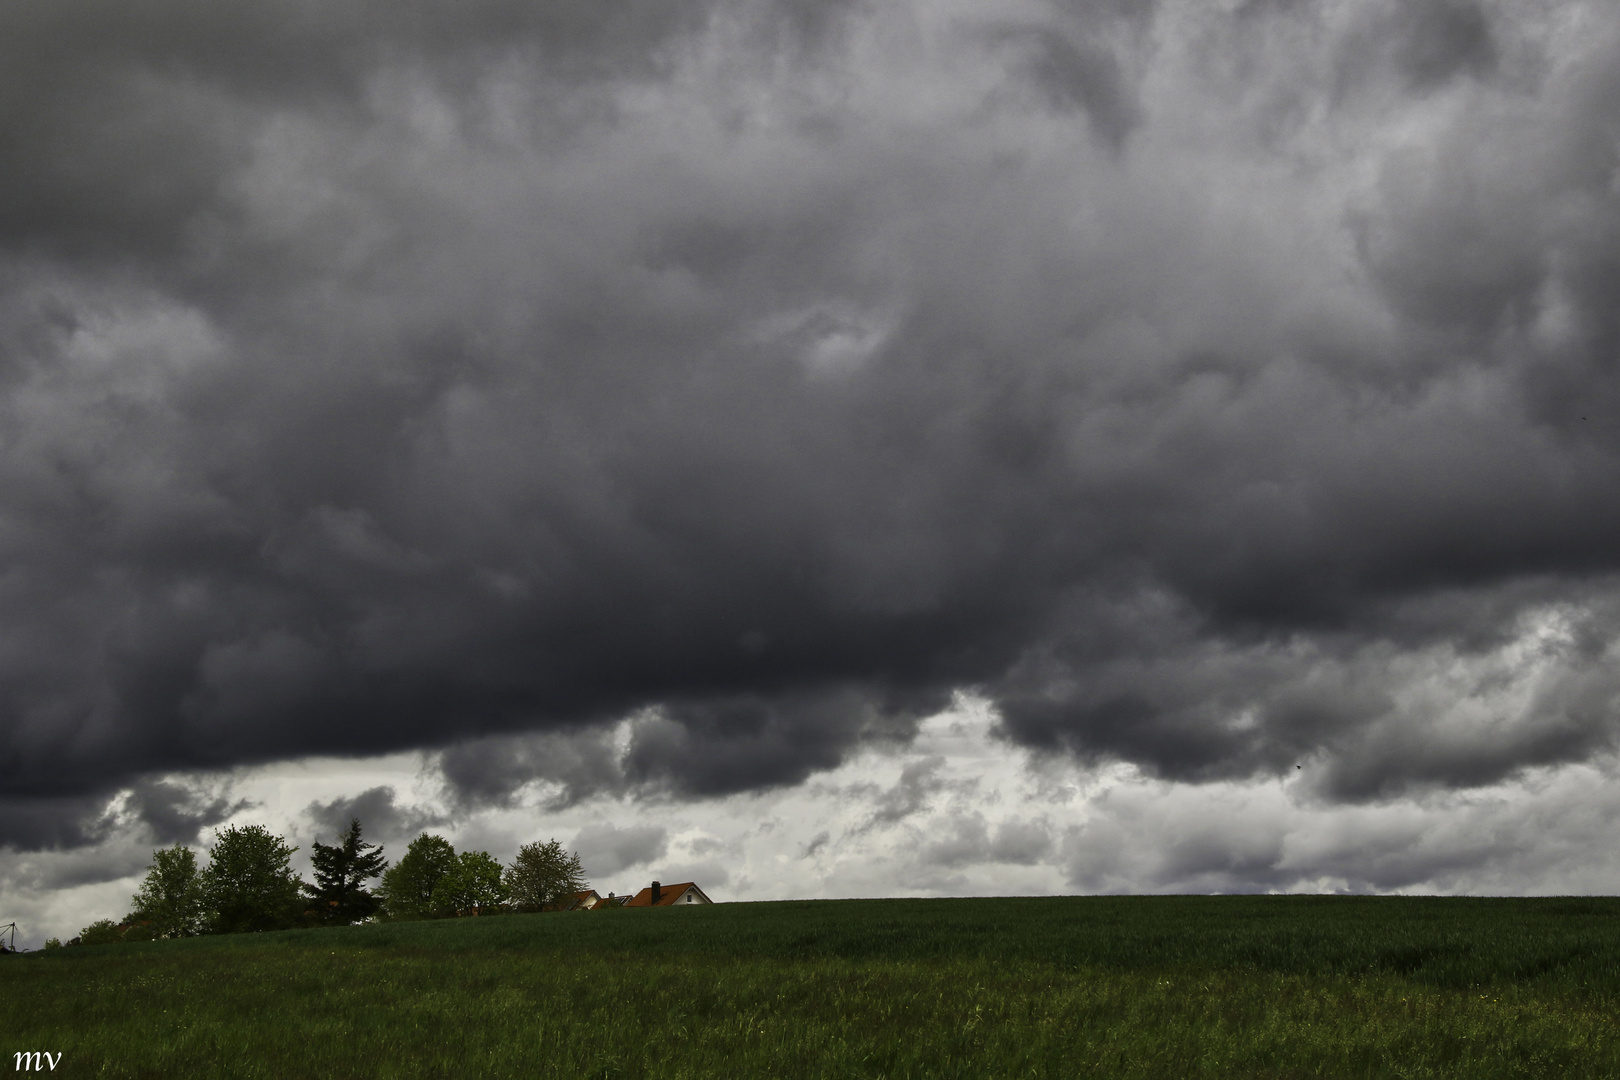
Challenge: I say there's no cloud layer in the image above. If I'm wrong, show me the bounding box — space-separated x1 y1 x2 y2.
4 0 1620 849
16 702 1620 947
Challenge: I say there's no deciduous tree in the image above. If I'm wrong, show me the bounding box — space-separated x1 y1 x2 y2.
430 850 507 915
503 839 588 911
303 818 387 925
378 833 456 919
128 844 204 938
198 824 304 934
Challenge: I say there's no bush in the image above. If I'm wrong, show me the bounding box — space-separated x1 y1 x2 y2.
120 920 162 943
78 919 125 946
43 938 61 950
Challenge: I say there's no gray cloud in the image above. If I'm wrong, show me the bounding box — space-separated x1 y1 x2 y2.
1390 0 1498 89
303 785 448 845
865 757 951 829
2 842 153 894
572 821 669 878
996 24 1141 149
990 818 1055 865
2 0 1620 850
647 860 731 892
1054 759 1620 896
918 814 1055 869
920 814 992 869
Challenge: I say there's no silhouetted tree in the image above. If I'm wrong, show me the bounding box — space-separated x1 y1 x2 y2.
503 839 588 911
378 833 457 919
128 844 204 938
431 850 507 914
199 824 304 934
303 818 387 925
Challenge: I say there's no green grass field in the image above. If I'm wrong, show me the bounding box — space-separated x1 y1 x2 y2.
6 895 1620 1078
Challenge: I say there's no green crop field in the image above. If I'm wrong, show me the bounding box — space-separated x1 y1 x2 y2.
5 895 1620 1078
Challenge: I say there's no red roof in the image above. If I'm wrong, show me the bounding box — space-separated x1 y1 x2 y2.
621 882 712 907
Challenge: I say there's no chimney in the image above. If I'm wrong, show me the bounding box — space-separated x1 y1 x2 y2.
651 881 662 905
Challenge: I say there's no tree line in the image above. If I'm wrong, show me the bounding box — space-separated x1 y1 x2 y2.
51 820 588 947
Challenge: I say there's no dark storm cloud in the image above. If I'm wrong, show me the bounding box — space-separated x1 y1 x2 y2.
438 729 629 810
0 795 121 851
0 778 239 851
4 0 1620 848
623 692 923 798
0 0 711 260
124 779 249 845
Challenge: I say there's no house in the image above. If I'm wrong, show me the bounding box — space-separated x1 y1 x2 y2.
540 889 602 912
621 880 714 907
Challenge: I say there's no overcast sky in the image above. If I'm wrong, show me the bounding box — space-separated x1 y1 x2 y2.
6 0 1620 945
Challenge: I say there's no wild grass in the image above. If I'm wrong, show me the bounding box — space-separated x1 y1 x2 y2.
6 896 1620 1078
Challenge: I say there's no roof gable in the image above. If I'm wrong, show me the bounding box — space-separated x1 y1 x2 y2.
622 881 712 906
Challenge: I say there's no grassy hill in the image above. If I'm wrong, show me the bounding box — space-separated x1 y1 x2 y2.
6 895 1620 1077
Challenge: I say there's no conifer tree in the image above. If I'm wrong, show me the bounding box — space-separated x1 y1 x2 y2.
303 818 388 925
